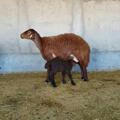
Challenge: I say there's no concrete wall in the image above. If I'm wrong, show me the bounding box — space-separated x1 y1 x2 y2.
0 0 120 73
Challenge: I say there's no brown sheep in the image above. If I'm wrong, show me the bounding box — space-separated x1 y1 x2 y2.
20 29 90 81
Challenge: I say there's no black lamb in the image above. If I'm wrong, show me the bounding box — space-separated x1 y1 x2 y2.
45 57 76 87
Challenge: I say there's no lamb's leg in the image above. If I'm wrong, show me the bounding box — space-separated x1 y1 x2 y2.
61 72 67 84
45 68 52 82
48 72 57 87
45 69 49 82
67 72 76 85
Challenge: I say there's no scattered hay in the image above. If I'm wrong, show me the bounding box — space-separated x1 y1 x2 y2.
0 71 120 120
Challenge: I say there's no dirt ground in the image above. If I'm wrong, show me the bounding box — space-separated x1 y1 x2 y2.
0 71 120 120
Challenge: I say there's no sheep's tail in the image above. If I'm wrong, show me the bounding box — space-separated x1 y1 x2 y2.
79 47 90 67
85 54 90 67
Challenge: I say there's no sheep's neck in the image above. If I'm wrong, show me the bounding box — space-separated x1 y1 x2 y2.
34 33 43 53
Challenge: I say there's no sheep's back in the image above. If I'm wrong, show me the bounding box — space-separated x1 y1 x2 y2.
42 33 90 66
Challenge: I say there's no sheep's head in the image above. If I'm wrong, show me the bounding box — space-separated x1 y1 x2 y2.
20 29 36 40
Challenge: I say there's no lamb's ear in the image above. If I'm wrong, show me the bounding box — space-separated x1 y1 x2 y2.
45 62 51 70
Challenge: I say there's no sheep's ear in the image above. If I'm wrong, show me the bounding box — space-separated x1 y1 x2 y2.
30 34 33 39
29 29 35 32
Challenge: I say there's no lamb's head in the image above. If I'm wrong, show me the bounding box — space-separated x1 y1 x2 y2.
20 29 36 40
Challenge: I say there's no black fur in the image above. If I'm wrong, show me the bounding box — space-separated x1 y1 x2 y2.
45 57 76 87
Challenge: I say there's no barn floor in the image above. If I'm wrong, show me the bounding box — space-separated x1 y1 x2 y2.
0 71 120 120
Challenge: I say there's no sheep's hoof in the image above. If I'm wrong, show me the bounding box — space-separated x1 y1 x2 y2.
51 83 57 87
81 76 84 79
45 79 49 83
52 84 57 88
71 82 76 86
83 78 89 81
62 80 67 84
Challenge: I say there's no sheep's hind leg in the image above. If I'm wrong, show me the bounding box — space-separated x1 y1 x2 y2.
82 66 88 81
78 63 84 79
61 72 67 84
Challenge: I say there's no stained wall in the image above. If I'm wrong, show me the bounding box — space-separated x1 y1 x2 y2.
0 0 120 73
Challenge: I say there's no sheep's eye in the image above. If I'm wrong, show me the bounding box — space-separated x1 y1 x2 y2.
28 31 31 35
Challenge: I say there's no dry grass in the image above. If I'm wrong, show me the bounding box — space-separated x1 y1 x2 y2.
0 71 120 120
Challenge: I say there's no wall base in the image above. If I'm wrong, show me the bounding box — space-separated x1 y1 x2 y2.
0 52 120 73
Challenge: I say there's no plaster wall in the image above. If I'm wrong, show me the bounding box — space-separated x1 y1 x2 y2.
0 0 120 73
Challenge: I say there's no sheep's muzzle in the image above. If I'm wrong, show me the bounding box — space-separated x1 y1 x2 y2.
20 34 24 39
